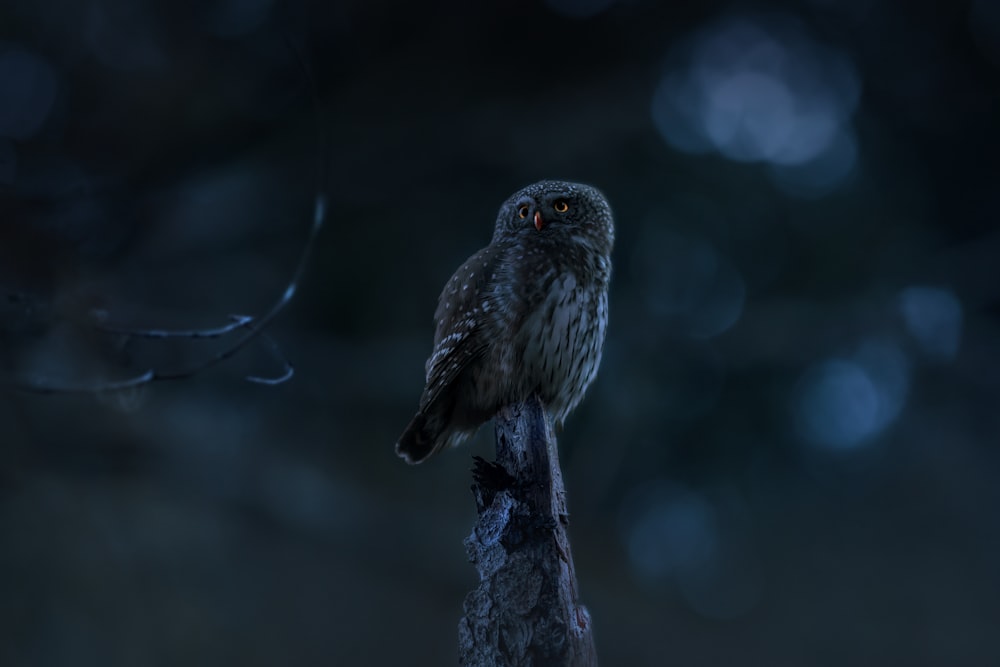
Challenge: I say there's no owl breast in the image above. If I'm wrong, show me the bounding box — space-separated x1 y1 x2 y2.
515 272 608 425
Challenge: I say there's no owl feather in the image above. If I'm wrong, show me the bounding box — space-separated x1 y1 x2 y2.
397 180 614 464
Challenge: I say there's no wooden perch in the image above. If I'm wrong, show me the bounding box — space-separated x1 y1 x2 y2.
459 394 597 667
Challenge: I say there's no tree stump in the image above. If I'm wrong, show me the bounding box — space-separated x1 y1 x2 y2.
458 394 597 666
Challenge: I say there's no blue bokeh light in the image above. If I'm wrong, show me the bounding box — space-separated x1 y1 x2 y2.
620 482 762 618
794 340 910 450
898 286 963 362
798 360 880 448
633 227 745 338
651 15 860 196
621 483 719 581
0 46 58 141
769 127 858 198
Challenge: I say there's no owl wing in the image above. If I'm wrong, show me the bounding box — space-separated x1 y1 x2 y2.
418 245 500 412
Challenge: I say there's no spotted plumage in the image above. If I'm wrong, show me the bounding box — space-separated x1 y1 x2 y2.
396 180 614 464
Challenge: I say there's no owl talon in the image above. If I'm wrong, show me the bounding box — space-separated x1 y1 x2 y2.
471 455 515 491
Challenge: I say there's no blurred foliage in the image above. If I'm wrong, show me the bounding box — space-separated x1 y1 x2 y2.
2 0 999 665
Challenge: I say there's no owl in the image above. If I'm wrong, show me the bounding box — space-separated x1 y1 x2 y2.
396 180 614 464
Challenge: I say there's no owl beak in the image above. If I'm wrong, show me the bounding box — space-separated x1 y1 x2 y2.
534 211 544 231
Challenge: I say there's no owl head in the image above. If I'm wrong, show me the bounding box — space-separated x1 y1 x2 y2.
492 180 615 256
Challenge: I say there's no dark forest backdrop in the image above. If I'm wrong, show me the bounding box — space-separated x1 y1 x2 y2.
2 0 999 665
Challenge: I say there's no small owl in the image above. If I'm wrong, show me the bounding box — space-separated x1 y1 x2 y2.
396 180 614 464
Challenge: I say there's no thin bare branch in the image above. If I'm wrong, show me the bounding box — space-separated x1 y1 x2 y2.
146 194 325 383
3 193 325 395
244 328 295 385
2 370 156 395
3 40 327 397
96 314 255 339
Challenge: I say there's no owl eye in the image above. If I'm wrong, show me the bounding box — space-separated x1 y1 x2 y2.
518 204 530 219
553 199 569 213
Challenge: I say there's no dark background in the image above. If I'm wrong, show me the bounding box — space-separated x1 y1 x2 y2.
2 0 999 665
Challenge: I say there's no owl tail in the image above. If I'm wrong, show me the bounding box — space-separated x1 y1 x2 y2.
396 412 441 464
396 410 472 464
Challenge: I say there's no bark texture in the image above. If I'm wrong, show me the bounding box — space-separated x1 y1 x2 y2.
458 394 597 666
